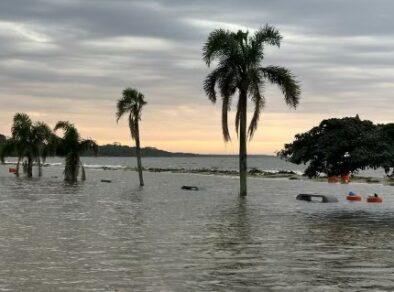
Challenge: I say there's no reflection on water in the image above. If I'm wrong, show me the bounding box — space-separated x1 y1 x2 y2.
0 165 394 291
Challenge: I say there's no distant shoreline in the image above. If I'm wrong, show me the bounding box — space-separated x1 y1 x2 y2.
81 143 275 157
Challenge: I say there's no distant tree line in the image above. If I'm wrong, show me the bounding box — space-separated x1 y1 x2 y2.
0 134 5 152
0 136 198 158
278 116 394 177
82 144 198 157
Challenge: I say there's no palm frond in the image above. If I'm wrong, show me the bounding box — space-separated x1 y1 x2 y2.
218 64 237 98
203 29 228 66
202 29 239 66
203 68 220 103
33 121 52 142
116 87 146 123
261 66 301 108
11 113 32 143
253 25 282 48
248 85 265 139
247 70 265 139
54 121 73 133
79 139 98 156
221 96 232 142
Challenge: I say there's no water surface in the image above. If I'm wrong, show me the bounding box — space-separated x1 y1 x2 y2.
0 159 393 291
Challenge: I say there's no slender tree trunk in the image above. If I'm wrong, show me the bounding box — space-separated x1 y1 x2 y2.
16 156 21 177
65 155 78 183
73 156 79 183
38 157 43 177
239 90 248 197
80 159 86 181
65 166 74 182
135 120 144 187
27 156 33 178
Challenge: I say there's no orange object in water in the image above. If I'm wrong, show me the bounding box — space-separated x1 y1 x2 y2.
9 168 17 173
367 196 383 203
341 174 350 184
346 195 362 201
327 176 339 183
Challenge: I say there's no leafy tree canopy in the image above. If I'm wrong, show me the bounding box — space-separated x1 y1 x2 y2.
278 116 394 177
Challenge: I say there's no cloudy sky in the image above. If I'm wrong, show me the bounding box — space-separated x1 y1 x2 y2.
0 0 393 154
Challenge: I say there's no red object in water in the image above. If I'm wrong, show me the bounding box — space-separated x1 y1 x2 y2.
9 167 17 173
367 196 383 203
327 176 339 183
346 195 362 201
341 174 350 184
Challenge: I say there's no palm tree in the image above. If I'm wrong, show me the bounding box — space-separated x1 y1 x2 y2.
116 88 147 187
8 113 32 176
0 113 52 177
31 122 53 177
203 25 301 196
54 121 98 183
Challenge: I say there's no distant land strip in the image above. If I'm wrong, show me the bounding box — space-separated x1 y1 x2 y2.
83 144 199 157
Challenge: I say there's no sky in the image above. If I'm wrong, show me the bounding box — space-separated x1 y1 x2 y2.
0 0 393 154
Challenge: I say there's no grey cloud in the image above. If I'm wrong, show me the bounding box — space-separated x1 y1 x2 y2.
0 0 201 40
0 0 393 141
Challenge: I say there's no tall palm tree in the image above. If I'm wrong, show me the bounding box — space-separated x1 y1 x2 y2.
54 121 98 183
203 25 301 196
116 88 147 187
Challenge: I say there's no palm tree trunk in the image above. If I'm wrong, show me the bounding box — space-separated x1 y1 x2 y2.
80 159 86 181
239 90 248 197
27 156 33 178
135 120 144 187
65 155 78 183
65 166 73 182
16 156 21 177
37 157 43 177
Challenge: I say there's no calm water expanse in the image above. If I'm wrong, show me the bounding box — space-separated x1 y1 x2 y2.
0 157 394 291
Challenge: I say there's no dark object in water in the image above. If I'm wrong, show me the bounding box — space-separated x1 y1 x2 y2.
297 193 338 203
101 179 112 183
181 185 199 191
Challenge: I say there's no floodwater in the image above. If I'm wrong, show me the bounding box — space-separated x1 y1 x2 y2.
0 158 394 291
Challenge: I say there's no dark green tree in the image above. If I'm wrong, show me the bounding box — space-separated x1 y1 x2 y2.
278 116 384 177
0 134 5 164
372 123 394 176
116 88 147 187
203 25 301 196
